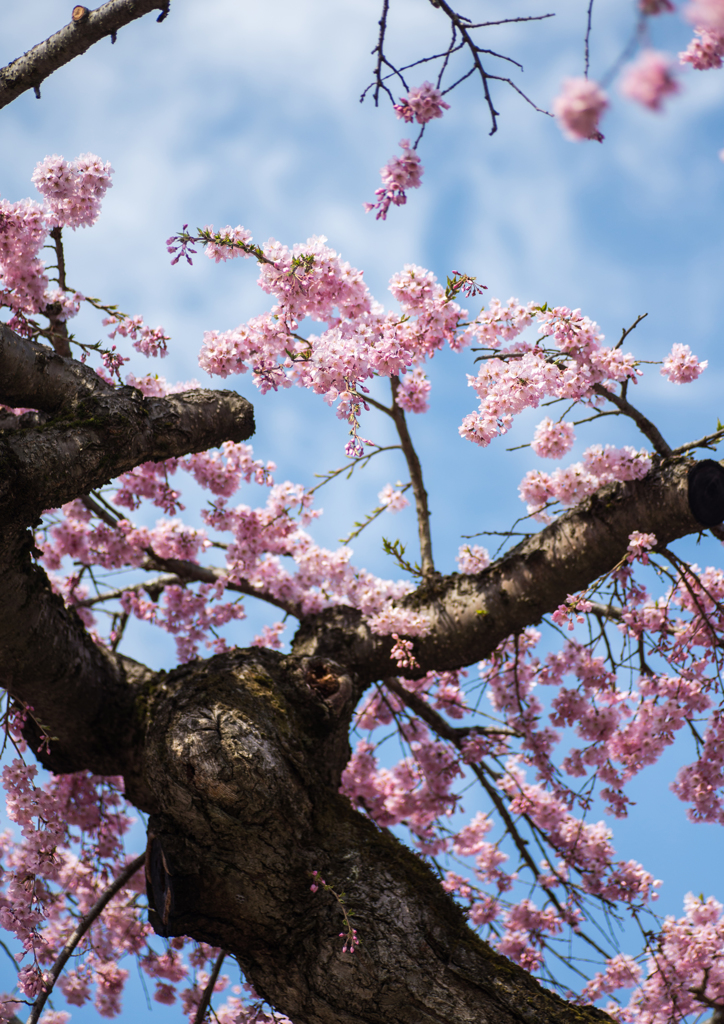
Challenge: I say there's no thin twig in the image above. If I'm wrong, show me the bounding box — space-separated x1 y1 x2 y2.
383 677 517 741
389 377 435 576
193 950 226 1024
465 14 555 30
673 429 724 455
383 677 613 959
584 0 595 78
27 854 145 1024
428 0 501 134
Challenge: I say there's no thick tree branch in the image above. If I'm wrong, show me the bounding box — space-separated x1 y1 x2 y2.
0 518 154 785
0 331 254 524
0 323 110 413
0 328 254 788
0 0 170 110
293 456 705 683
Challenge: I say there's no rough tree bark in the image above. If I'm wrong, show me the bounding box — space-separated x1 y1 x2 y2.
0 325 714 1023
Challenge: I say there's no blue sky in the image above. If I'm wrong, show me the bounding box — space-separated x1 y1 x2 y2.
2 0 724 1016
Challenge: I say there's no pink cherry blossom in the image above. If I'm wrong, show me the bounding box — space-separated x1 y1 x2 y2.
456 544 491 574
620 51 679 110
396 367 431 413
32 153 113 230
553 78 608 141
680 26 724 66
365 141 423 220
378 483 410 512
531 418 576 459
393 82 450 124
660 342 708 382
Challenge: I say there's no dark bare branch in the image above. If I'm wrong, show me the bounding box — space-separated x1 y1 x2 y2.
0 0 170 110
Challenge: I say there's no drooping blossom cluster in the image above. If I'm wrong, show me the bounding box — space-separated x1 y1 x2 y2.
617 894 724 1022
103 312 170 359
460 305 640 449
364 140 424 220
553 78 608 141
396 366 431 413
0 154 165 373
0 731 292 1023
393 82 450 124
531 418 576 459
680 25 724 67
619 51 679 110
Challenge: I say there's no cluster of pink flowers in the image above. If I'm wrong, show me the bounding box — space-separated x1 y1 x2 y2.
378 483 409 512
553 78 608 141
31 153 114 230
104 313 170 359
396 366 431 413
660 341 708 383
519 444 652 517
619 894 724 1022
531 418 576 459
460 305 640 450
620 51 679 110
626 531 658 564
0 741 288 1021
456 544 491 574
680 25 724 67
0 195 51 316
393 82 450 124
364 140 424 220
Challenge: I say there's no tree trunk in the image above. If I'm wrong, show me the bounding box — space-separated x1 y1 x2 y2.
139 647 611 1024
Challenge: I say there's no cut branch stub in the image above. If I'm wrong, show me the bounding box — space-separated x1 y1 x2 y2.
688 459 724 526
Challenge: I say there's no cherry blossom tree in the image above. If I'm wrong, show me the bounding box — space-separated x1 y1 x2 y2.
1 4 724 1024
